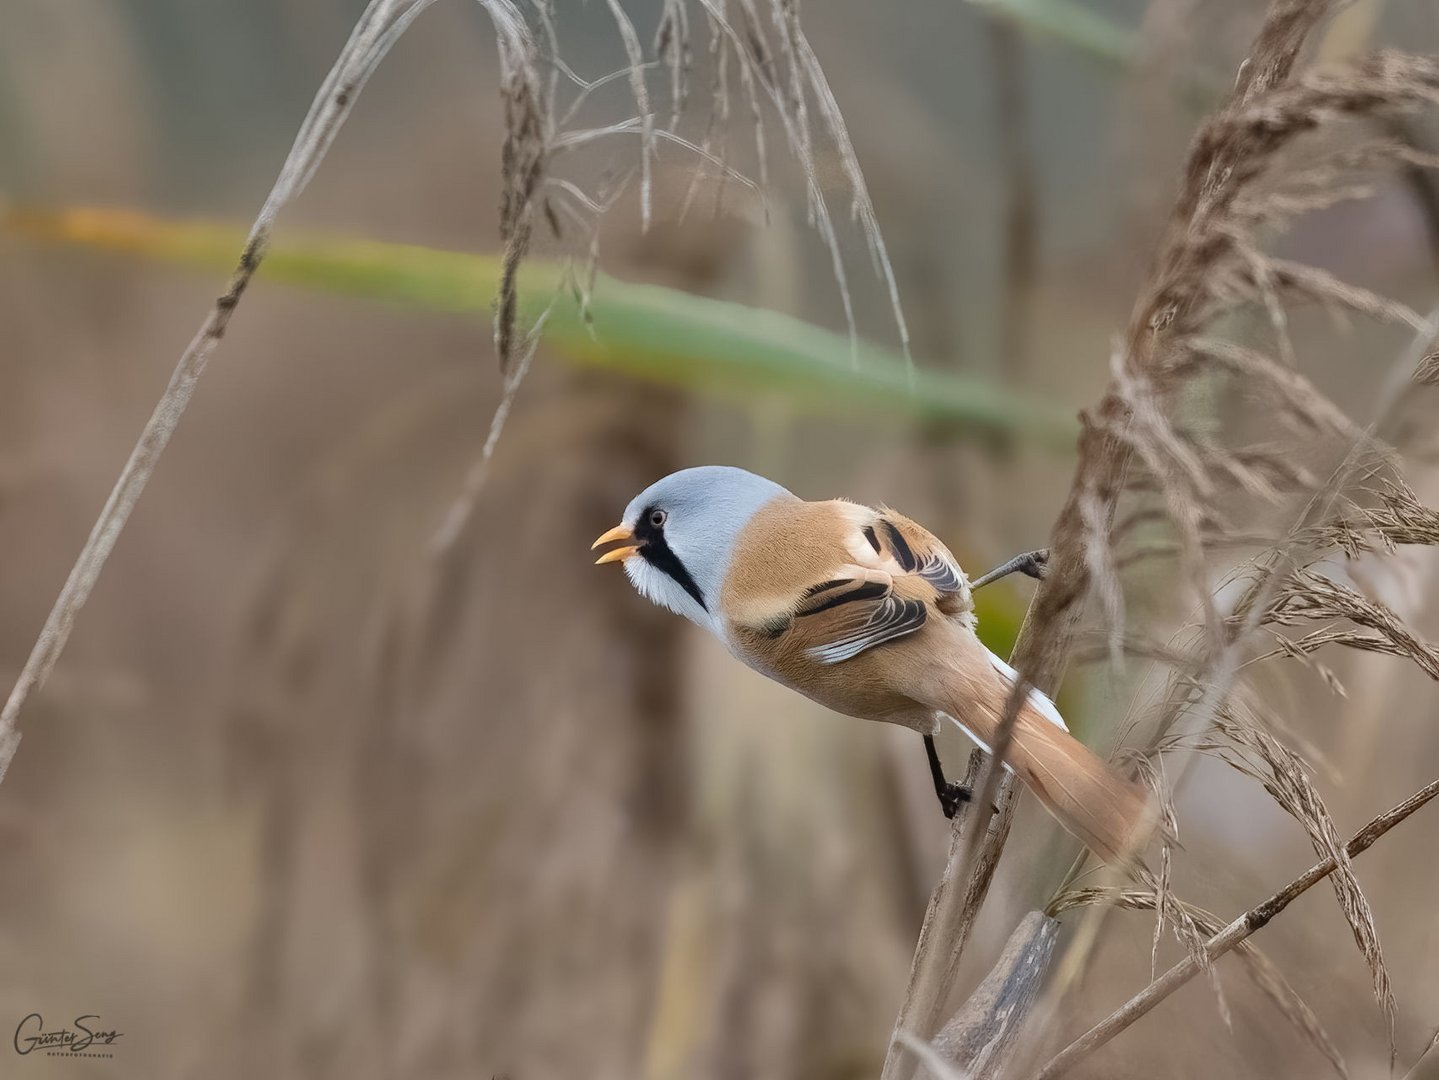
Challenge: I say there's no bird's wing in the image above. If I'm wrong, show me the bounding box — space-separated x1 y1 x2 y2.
862 510 970 602
784 570 929 664
729 503 971 666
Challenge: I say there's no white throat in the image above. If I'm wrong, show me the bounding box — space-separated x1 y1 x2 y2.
624 557 724 634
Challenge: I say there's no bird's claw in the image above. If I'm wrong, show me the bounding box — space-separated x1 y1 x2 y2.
939 782 972 820
1018 549 1049 581
970 549 1050 591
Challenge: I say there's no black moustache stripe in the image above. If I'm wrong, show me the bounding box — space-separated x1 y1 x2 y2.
636 511 707 611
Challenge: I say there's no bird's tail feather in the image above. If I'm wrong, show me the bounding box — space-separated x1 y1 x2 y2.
939 673 1152 865
1003 704 1150 864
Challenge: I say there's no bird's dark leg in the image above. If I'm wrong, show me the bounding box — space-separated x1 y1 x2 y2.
970 548 1049 591
924 733 971 820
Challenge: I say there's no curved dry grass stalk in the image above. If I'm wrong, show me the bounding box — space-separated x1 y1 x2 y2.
601 0 655 229
1017 166 1439 1080
882 6 1343 1072
0 0 912 795
426 0 919 555
1035 776 1439 1079
0 0 443 784
1257 567 1439 678
1048 883 1348 1077
1207 700 1395 1044
886 3 1439 1077
491 0 551 376
428 314 547 556
690 0 912 362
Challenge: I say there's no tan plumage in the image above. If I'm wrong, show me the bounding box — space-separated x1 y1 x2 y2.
595 468 1150 865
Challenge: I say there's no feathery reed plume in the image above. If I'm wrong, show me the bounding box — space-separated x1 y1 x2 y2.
0 0 911 792
1048 883 1348 1077
891 2 1439 1077
1037 777 1439 1079
432 0 913 546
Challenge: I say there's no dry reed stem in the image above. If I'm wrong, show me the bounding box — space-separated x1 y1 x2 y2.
1400 1026 1439 1080
602 0 654 230
0 0 910 794
880 752 991 1080
0 0 442 784
879 3 1439 1076
1210 701 1395 1042
930 911 1061 1075
1034 775 1439 1080
877 661 1025 1078
492 0 551 376
1089 310 1439 1062
1048 883 1347 1077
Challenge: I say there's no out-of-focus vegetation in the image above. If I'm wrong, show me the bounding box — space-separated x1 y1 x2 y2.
966 0 1138 66
3 2 1439 1080
5 207 1077 445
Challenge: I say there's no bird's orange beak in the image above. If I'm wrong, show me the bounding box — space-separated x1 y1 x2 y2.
591 523 639 564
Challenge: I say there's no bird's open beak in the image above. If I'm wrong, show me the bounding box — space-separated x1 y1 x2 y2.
591 523 639 564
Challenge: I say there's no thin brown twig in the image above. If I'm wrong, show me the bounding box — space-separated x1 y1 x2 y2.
881 42 1038 1063
1013 303 1439 1080
880 752 991 1080
884 3 1349 1075
1034 775 1439 1080
879 574 1070 1079
1400 1024 1439 1080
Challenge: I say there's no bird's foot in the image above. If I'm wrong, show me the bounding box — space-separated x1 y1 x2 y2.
1016 549 1049 581
970 549 1050 590
938 782 972 820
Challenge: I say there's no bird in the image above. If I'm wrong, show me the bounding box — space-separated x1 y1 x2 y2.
591 465 1150 865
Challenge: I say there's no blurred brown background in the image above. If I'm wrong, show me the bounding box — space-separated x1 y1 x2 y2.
4 2 1439 1078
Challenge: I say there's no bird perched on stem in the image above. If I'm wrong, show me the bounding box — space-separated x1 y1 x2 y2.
593 466 1149 864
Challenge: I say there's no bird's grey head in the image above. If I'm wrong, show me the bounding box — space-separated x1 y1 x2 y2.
592 466 791 634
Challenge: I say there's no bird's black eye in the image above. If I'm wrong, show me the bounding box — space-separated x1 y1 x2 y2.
649 508 667 528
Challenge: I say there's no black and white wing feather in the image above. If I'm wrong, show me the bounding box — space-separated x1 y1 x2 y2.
792 577 928 664
870 515 968 598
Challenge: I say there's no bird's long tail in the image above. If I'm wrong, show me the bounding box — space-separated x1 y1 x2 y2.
1002 705 1150 864
938 652 1151 865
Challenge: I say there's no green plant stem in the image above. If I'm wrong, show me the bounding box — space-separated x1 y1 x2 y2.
6 207 1078 448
